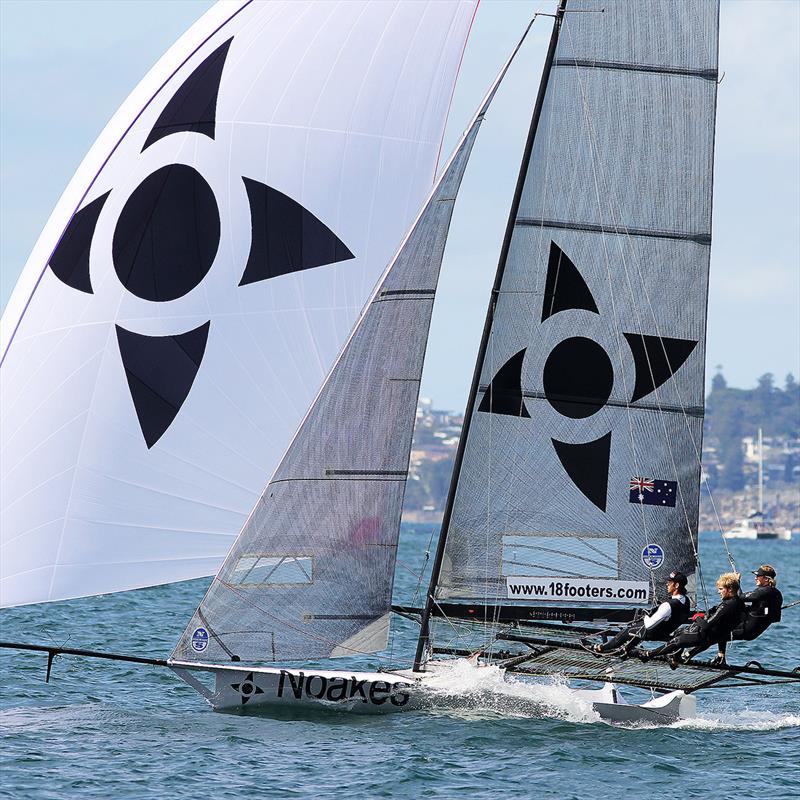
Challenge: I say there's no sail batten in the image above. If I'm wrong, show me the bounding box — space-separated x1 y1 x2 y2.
424 0 719 655
515 219 712 245
552 59 718 81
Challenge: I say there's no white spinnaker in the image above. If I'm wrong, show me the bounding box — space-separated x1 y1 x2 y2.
0 0 477 607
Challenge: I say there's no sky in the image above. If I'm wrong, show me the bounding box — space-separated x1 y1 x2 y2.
1 0 798 411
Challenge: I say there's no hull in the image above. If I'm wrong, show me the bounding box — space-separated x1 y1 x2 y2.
170 662 418 714
587 687 695 725
171 661 696 724
723 529 792 541
723 518 793 540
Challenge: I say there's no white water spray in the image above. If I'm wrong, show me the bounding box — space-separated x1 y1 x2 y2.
416 658 601 723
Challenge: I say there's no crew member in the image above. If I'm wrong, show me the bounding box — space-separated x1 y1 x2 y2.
588 571 691 656
714 565 783 664
640 572 744 668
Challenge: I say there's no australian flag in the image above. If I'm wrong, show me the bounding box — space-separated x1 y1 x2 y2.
629 476 677 507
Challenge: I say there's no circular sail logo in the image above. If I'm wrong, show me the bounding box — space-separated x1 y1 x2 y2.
476 241 698 513
45 37 353 450
641 544 664 570
191 627 209 653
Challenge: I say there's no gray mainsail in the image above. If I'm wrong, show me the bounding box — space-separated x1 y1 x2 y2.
172 25 537 664
427 0 719 634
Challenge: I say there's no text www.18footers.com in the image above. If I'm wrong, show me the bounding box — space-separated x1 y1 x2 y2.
506 577 648 603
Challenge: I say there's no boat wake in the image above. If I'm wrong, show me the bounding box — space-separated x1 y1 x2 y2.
415 658 600 723
413 659 800 729
674 711 800 732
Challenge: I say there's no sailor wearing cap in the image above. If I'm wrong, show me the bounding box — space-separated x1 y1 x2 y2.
714 565 783 663
587 570 691 656
739 565 782 637
641 572 745 667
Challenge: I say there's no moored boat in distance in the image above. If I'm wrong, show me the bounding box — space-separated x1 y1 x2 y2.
724 511 792 541
724 430 793 540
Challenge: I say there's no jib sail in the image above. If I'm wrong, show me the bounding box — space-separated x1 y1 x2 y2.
171 27 535 663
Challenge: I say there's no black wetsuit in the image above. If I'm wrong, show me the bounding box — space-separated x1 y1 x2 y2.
719 585 783 655
597 594 691 653
647 595 744 660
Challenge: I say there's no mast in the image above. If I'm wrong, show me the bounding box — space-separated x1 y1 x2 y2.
758 427 764 514
414 0 568 671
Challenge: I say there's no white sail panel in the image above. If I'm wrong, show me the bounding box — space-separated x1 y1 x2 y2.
0 0 478 607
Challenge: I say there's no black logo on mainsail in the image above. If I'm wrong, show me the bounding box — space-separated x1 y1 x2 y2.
480 241 697 511
48 38 354 448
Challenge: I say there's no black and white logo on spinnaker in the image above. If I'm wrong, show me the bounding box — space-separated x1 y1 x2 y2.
48 38 354 448
479 241 696 511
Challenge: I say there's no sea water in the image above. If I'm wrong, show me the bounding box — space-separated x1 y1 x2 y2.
1 528 797 800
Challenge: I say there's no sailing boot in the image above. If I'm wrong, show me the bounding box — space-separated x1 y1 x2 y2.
579 638 604 656
683 646 706 663
668 650 684 670
619 636 642 660
641 643 668 662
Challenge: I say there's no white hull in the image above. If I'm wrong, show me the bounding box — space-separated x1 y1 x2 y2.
574 683 696 725
723 528 792 540
723 516 793 540
170 660 696 724
170 662 419 714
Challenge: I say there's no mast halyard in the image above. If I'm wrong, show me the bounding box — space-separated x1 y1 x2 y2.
413 0 568 672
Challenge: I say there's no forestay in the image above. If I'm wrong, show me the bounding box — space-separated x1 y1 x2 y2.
435 0 719 616
0 0 477 607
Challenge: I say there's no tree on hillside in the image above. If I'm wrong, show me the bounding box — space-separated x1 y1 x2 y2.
704 370 798 489
720 440 745 491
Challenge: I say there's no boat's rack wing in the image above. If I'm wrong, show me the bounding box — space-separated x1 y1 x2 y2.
391 606 800 693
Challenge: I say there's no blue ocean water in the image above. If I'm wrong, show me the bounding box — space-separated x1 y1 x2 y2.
1 527 797 800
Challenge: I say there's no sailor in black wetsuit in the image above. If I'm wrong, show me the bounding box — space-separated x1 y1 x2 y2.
640 572 744 668
714 565 783 663
588 571 691 656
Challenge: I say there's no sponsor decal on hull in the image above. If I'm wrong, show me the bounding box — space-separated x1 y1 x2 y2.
276 670 413 707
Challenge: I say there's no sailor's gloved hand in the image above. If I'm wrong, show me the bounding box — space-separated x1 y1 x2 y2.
691 612 705 621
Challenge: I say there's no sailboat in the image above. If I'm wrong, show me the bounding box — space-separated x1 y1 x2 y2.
2 1 797 726
724 430 793 540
